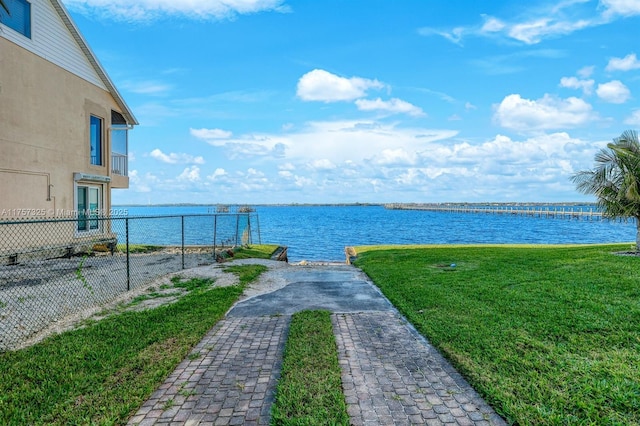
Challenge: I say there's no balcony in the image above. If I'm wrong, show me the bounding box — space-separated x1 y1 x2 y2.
111 153 129 189
111 153 128 176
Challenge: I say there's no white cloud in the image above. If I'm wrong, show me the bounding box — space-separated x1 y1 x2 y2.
596 80 631 103
63 0 290 21
127 170 161 193
177 166 201 182
415 87 457 103
417 26 465 45
425 7 593 45
193 119 459 167
577 65 595 78
624 109 640 126
559 76 594 94
422 2 639 46
128 170 150 193
279 163 295 171
191 128 288 158
507 17 591 44
190 128 232 139
308 159 336 171
206 168 227 180
356 132 594 200
149 148 205 164
282 120 458 166
605 53 640 72
119 122 606 203
481 15 506 32
601 0 640 18
296 69 385 102
494 94 595 131
442 133 583 167
373 148 417 166
355 98 425 116
234 168 269 192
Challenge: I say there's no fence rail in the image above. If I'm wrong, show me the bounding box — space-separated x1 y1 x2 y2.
0 213 259 351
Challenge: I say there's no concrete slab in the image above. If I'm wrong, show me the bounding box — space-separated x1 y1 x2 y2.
227 265 392 317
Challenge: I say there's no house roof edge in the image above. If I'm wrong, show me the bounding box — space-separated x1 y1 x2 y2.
49 0 139 126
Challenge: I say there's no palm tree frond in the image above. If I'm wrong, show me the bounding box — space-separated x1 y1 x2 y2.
572 130 640 223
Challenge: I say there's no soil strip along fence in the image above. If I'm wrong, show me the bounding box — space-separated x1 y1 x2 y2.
0 213 259 351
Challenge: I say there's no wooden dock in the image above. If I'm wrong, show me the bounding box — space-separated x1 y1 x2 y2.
384 204 634 222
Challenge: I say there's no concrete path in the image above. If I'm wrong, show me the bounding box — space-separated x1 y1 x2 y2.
128 262 506 426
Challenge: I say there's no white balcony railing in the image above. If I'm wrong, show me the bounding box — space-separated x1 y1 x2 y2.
111 153 128 176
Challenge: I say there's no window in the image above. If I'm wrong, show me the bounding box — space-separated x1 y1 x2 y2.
77 185 101 232
90 115 103 166
0 0 31 38
111 110 129 176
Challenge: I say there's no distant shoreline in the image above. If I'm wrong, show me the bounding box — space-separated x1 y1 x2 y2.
112 203 381 207
113 202 596 208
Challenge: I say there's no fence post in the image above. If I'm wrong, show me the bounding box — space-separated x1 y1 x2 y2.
213 215 217 258
255 214 262 244
126 217 130 291
181 215 185 270
235 214 240 246
246 214 252 245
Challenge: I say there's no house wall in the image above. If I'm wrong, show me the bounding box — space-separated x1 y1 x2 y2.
0 35 122 220
1 0 107 90
0 1 134 256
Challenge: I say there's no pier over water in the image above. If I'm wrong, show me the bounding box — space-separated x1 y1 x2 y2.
384 203 635 223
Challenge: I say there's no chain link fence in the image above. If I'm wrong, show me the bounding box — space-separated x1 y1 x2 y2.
0 213 259 351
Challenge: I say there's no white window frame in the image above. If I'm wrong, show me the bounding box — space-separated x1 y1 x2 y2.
75 183 103 235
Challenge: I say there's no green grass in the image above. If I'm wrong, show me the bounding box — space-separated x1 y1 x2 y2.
224 264 268 285
354 244 640 425
171 275 216 291
232 244 279 259
0 264 267 425
126 290 181 307
271 310 349 425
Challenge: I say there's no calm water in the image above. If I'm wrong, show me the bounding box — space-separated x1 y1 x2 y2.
118 205 637 262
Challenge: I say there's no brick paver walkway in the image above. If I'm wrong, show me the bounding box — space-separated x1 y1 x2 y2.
334 312 506 426
127 316 289 426
128 264 507 425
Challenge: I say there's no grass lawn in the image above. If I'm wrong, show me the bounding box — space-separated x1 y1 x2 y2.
0 264 267 425
354 244 640 425
231 244 279 259
271 310 349 425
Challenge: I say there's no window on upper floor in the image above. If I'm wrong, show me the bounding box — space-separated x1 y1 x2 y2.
111 110 129 176
90 115 103 166
0 0 31 39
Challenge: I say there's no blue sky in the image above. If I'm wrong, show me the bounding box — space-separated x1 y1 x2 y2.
64 0 640 204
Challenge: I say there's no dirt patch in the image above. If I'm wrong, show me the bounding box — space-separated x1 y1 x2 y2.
15 259 289 350
613 251 640 256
